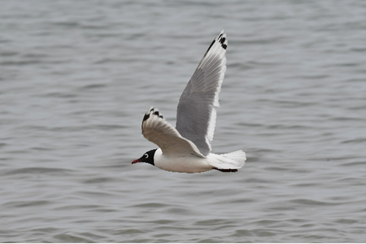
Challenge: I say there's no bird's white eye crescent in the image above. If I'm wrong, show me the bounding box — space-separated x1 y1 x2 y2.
144 154 148 158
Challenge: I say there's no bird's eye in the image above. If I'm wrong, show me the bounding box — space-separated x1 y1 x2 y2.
144 154 148 158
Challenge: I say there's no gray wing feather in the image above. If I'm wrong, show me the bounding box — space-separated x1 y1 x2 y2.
176 30 228 156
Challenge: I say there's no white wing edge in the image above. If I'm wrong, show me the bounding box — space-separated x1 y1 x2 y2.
202 30 227 142
198 30 227 108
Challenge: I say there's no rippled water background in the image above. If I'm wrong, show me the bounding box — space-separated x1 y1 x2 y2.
1 0 366 242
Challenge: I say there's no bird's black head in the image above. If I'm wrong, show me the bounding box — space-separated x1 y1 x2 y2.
132 149 157 166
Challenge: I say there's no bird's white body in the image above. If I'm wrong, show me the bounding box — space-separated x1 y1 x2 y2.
154 148 246 173
153 148 212 173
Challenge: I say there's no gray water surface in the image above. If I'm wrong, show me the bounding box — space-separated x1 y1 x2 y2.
1 0 366 242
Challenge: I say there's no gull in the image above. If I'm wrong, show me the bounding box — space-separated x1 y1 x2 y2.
132 30 246 173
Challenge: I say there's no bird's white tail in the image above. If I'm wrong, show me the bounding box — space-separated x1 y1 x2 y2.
208 150 246 171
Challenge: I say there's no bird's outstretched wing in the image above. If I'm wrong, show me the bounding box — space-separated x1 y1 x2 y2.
176 30 228 156
142 108 205 158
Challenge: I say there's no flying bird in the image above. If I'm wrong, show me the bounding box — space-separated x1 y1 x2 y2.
132 30 246 173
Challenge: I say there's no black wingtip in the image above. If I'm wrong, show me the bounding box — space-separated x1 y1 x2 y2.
204 31 228 56
205 39 216 54
154 110 163 119
143 112 150 122
143 108 164 123
220 37 227 50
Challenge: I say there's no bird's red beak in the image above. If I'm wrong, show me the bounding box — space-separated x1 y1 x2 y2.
132 159 140 164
